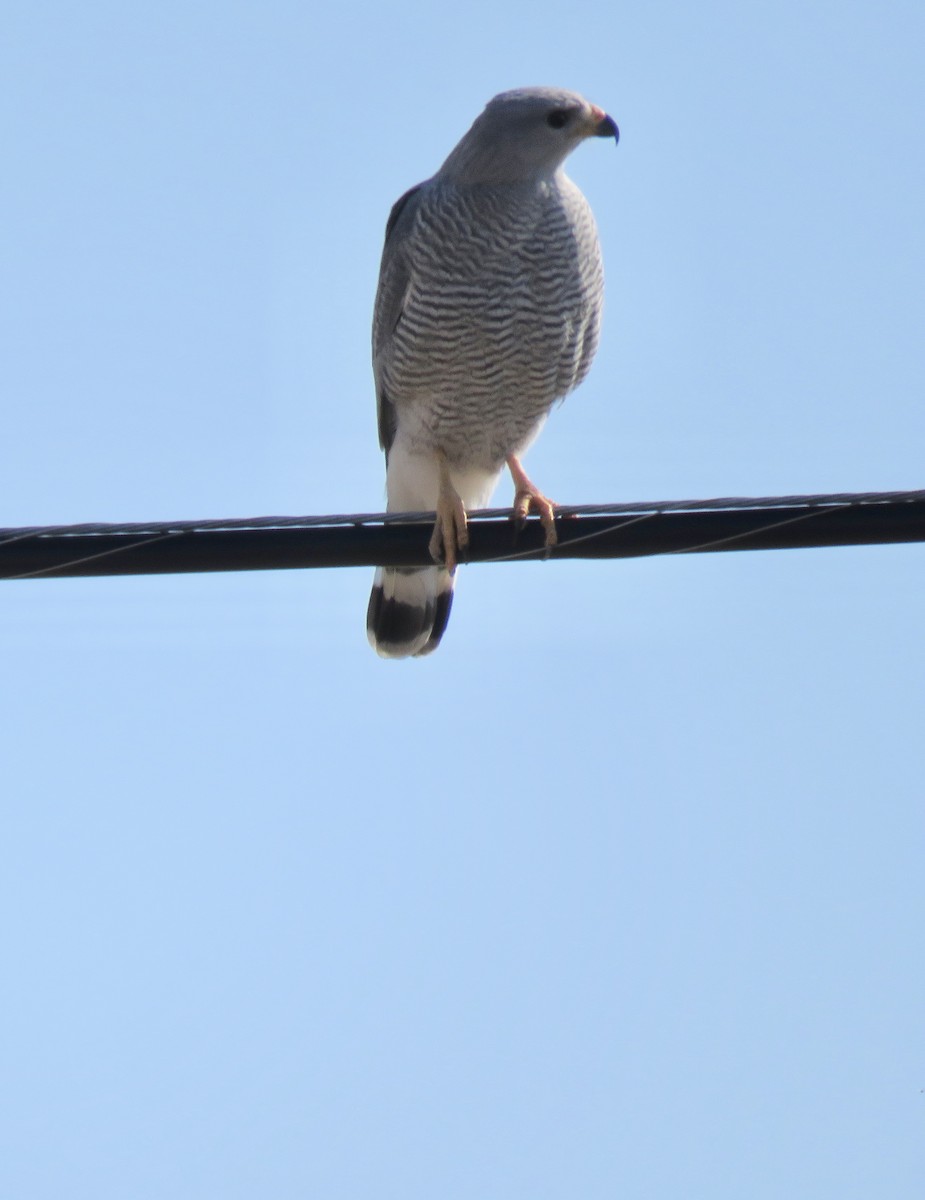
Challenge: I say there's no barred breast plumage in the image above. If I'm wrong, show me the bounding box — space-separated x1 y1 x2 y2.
366 87 618 658
379 178 604 468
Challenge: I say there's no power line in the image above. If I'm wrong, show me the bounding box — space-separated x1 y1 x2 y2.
1 490 923 580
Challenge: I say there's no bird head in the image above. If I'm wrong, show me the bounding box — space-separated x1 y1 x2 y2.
438 87 619 185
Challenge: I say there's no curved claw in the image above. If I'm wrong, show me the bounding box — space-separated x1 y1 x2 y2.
428 455 469 573
507 454 558 550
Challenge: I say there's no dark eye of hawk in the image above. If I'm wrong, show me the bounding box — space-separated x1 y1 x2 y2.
546 109 570 129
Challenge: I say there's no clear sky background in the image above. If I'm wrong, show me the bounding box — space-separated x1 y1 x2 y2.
2 2 923 1196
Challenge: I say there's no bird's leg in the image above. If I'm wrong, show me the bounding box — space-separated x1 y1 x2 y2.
428 452 468 573
506 454 558 549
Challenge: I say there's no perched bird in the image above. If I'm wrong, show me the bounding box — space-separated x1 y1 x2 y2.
366 86 618 658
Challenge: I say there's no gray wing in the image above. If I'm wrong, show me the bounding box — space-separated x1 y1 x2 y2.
372 183 425 455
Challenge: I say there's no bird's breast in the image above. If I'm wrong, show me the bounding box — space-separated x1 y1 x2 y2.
382 182 604 468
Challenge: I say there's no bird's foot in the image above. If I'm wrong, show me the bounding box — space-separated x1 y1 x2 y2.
506 454 558 550
428 456 468 573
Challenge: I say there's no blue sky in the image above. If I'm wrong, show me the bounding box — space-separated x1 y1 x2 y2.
2 2 923 1197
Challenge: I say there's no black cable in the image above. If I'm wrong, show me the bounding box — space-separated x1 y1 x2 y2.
1 490 923 580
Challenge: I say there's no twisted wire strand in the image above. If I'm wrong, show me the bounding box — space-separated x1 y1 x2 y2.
0 489 922 580
1 489 922 543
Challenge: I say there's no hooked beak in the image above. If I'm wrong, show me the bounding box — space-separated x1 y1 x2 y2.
589 104 619 144
595 112 619 144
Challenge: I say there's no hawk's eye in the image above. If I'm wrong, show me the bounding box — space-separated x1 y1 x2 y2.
546 110 569 129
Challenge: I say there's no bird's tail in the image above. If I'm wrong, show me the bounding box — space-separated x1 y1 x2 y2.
366 565 455 658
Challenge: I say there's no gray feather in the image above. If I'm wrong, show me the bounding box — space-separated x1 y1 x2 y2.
374 185 425 456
